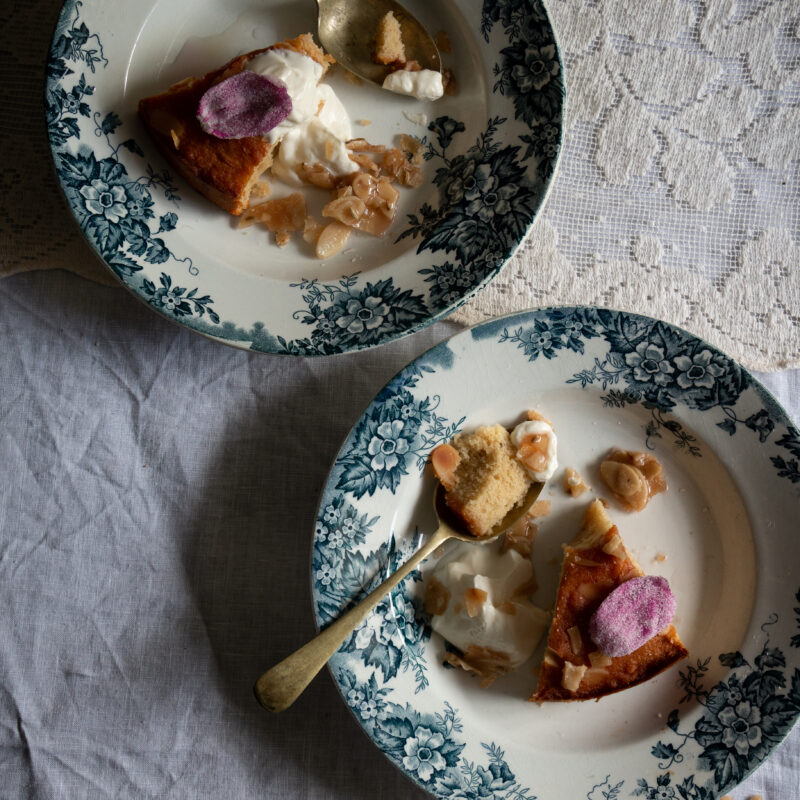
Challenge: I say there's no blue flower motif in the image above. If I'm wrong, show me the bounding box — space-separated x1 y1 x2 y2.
367 420 411 471
153 286 180 311
718 700 762 756
402 726 448 782
335 295 390 335
626 342 675 387
315 562 335 587
80 178 128 222
674 349 724 390
510 43 560 93
323 504 340 524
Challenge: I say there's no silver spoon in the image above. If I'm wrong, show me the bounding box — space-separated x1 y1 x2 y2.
316 0 441 88
254 480 543 712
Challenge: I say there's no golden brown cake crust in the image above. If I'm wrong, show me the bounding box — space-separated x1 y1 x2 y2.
531 500 688 702
137 34 334 216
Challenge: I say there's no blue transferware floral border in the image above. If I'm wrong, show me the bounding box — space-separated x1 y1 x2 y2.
45 0 565 356
311 307 800 798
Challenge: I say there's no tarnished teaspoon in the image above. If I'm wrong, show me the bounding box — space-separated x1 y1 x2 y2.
315 0 441 88
254 480 544 713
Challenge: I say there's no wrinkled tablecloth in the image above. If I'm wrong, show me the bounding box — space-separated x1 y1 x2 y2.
1 0 798 797
0 271 798 799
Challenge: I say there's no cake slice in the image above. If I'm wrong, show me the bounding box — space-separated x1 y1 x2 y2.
137 34 334 215
531 500 687 701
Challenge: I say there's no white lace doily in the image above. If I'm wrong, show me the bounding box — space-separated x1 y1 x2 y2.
8 0 800 368
451 0 800 370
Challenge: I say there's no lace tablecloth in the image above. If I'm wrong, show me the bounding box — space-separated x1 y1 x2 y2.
4 0 800 369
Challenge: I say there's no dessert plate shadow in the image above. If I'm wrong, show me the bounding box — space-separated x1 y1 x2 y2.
311 307 800 798
46 0 564 355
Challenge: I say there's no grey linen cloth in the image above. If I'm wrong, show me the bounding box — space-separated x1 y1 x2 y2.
0 271 798 799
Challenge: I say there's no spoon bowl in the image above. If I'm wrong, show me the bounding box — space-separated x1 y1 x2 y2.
254 479 544 712
316 0 441 88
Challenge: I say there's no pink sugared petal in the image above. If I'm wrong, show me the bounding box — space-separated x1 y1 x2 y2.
197 71 292 139
589 575 676 657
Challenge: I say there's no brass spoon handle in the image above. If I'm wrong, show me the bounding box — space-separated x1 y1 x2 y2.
254 524 452 713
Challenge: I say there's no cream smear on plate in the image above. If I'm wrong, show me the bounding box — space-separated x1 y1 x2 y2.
429 542 549 668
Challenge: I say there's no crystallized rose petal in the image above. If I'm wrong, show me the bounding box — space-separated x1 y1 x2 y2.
197 72 292 139
589 575 676 657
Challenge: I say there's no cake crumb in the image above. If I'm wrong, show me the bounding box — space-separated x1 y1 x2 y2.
373 11 406 65
356 119 372 126
402 111 428 127
654 553 667 563
564 467 589 497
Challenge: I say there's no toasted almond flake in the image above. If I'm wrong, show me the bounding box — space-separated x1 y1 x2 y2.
567 625 582 655
430 442 460 488
346 138 386 153
316 221 351 259
561 662 587 692
170 129 180 149
303 216 324 244
588 651 613 668
602 532 626 560
528 500 551 519
464 587 488 617
502 517 537 557
444 645 513 688
574 556 603 567
250 179 272 199
564 467 589 497
543 649 561 667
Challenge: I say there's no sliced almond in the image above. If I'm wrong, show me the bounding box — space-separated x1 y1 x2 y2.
464 587 488 618
430 443 460 488
588 650 613 668
567 625 582 655
561 662 587 692
315 221 351 259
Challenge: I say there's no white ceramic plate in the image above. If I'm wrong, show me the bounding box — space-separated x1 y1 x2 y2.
312 307 800 798
46 0 563 354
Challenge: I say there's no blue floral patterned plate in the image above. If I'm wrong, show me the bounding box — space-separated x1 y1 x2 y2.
46 0 563 355
312 307 800 799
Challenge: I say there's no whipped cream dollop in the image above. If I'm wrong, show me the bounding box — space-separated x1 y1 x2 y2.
427 542 549 668
245 48 357 181
510 419 558 482
382 69 444 101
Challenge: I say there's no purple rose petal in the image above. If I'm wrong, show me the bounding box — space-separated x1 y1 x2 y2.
589 575 676 657
197 71 292 139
